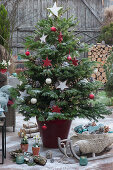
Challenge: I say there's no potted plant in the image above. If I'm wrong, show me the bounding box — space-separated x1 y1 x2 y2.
11 3 111 148
32 135 40 156
98 6 113 45
20 135 28 152
0 60 11 73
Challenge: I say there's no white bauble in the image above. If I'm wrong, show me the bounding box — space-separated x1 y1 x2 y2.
31 98 37 104
46 78 52 84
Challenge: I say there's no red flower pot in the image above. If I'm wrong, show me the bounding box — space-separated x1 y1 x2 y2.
37 118 72 148
20 144 28 152
0 69 7 74
32 147 40 156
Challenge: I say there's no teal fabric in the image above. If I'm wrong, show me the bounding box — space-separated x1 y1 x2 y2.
0 85 13 112
0 85 13 95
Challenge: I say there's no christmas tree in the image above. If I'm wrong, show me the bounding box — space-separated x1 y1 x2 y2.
12 2 111 122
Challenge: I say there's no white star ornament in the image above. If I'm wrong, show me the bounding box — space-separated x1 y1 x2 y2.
47 2 62 17
40 34 47 43
56 81 68 91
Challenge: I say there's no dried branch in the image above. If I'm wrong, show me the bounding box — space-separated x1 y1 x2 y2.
103 5 113 26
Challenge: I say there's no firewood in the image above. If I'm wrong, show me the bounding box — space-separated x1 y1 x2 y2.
92 74 96 78
92 58 96 61
23 123 38 129
18 129 26 137
102 54 107 58
26 133 39 138
99 67 104 72
97 52 100 55
88 51 91 56
18 127 39 138
102 79 106 83
101 45 105 48
97 44 101 48
99 55 103 58
98 76 103 81
22 128 39 134
97 72 100 76
105 47 109 51
102 72 106 77
93 52 96 55
88 43 112 83
97 58 101 62
95 55 98 58
102 50 106 54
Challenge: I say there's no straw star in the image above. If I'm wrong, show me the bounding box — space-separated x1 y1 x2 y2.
47 2 62 17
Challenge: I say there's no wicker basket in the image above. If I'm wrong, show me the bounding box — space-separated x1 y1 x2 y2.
70 133 113 154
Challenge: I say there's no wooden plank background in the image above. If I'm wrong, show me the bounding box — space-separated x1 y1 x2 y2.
0 0 111 55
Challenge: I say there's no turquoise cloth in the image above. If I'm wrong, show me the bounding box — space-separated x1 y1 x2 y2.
0 85 13 95
0 85 13 112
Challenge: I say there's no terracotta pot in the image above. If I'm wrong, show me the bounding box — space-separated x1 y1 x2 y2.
20 144 28 152
0 69 7 74
32 147 40 156
37 118 72 148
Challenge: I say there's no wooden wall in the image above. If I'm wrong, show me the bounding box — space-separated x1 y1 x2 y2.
0 0 111 55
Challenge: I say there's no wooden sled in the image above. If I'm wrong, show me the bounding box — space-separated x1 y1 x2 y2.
58 138 73 158
58 137 113 161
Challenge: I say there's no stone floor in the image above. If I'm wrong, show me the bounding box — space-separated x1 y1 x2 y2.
1 112 113 170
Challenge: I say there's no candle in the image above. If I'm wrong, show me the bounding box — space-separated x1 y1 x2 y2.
79 156 88 166
16 155 24 164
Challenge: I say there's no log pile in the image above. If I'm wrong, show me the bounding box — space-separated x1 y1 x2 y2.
88 43 112 83
18 122 39 138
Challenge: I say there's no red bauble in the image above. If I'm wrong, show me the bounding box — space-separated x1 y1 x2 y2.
67 55 72 61
25 51 30 56
51 26 57 32
89 94 95 99
42 124 47 130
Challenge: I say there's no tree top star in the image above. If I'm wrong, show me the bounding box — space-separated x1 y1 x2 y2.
47 2 62 17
